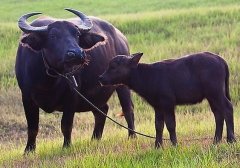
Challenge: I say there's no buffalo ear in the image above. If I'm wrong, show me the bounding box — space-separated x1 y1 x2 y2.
21 33 44 51
79 32 105 49
129 52 143 68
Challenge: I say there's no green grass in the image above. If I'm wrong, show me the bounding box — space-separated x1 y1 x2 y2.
1 0 240 167
0 0 240 22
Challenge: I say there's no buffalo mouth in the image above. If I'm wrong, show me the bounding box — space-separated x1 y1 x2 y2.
63 57 89 75
98 78 123 87
98 75 112 86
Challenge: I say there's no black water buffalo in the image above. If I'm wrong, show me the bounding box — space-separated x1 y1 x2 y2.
16 9 135 153
99 52 236 148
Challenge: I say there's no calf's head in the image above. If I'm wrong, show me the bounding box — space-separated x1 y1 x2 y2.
19 8 105 74
99 53 143 85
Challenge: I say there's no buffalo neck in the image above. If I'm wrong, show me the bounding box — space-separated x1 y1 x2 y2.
125 63 153 98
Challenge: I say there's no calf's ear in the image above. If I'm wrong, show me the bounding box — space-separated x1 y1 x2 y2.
20 33 44 51
79 32 105 50
129 52 143 68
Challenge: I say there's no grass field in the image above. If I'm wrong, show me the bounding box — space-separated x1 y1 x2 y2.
1 0 240 167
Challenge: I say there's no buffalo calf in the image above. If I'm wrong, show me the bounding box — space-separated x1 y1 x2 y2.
99 52 236 148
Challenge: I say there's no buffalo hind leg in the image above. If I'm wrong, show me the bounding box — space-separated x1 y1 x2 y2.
208 98 224 144
224 98 236 143
208 96 235 144
154 109 164 148
116 86 136 138
92 104 109 139
61 111 75 148
22 97 39 153
163 105 177 146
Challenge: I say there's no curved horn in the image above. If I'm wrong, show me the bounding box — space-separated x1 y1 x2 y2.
65 8 93 32
18 12 48 33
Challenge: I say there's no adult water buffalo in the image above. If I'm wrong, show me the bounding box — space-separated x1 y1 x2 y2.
16 8 135 153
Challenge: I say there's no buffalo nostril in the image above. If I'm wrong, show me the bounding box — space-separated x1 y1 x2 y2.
67 51 76 58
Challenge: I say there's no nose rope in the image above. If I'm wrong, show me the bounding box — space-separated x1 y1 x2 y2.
41 50 84 78
41 50 59 78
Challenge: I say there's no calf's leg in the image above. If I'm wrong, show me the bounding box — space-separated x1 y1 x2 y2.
208 95 235 144
92 104 109 139
163 106 177 146
208 98 224 144
154 109 164 148
223 98 235 143
116 86 136 138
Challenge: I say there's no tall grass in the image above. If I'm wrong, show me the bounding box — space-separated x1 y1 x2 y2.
0 0 240 22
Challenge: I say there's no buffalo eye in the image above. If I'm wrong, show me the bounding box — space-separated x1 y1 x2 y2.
49 33 57 40
109 63 116 69
48 28 60 40
108 66 114 72
109 63 119 72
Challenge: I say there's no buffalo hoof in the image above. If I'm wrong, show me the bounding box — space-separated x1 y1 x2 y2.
63 141 71 149
128 133 137 139
24 145 36 155
213 137 222 145
227 137 236 144
91 134 102 140
155 141 163 149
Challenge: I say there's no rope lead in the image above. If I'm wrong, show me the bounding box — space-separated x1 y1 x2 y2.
66 75 156 139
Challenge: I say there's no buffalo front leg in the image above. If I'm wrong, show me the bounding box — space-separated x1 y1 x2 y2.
154 109 164 148
22 97 39 153
116 86 136 138
92 104 109 139
163 105 177 146
61 111 75 148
